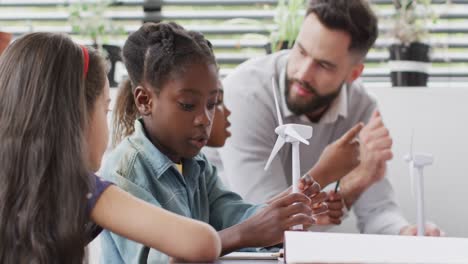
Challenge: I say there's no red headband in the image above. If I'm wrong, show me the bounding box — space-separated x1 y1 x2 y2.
80 45 89 78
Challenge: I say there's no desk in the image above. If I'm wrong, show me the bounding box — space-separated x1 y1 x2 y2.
285 231 468 263
216 260 278 264
215 252 281 264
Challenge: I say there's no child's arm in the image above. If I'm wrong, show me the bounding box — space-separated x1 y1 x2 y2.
91 185 221 262
306 123 364 188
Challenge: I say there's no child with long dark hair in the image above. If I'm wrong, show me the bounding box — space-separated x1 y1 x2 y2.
0 32 221 264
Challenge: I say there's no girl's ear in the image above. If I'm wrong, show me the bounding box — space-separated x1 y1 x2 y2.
134 86 152 116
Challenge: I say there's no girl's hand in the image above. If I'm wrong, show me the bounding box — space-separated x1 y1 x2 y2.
240 193 314 247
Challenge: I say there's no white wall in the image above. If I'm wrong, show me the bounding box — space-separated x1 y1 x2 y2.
331 86 468 238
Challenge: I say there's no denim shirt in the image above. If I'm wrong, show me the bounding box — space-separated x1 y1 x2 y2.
100 119 263 263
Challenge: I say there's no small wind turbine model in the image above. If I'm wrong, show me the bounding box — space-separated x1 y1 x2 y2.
404 131 434 236
264 77 313 230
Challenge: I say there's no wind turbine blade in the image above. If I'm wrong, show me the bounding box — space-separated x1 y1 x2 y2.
271 77 283 126
264 136 286 170
285 126 309 145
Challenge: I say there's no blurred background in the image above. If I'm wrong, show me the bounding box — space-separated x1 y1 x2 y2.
0 0 467 86
1 1 467 262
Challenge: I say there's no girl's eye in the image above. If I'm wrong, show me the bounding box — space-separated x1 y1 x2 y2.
216 93 224 106
179 102 195 111
319 63 330 70
207 102 216 110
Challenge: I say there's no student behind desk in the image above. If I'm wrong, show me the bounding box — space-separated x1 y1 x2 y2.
100 21 363 263
0 32 221 263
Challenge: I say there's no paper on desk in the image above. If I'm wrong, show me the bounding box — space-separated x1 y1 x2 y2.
219 252 279 260
285 231 468 263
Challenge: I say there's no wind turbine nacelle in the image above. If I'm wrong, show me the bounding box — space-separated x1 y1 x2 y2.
274 125 288 136
413 153 434 167
405 153 434 167
275 124 313 142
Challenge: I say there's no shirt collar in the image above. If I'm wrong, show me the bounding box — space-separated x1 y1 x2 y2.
319 83 348 124
129 119 206 179
278 64 348 124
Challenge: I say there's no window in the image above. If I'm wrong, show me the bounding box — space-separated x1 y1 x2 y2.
1 0 466 85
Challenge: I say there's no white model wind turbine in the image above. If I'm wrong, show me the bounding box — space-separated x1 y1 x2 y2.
264 77 313 230
404 130 434 236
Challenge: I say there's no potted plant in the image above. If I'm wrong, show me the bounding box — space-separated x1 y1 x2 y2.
388 0 437 87
68 0 124 87
0 31 12 55
265 0 306 54
222 0 305 54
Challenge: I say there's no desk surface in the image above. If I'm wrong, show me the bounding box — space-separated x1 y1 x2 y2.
215 261 388 264
216 260 278 264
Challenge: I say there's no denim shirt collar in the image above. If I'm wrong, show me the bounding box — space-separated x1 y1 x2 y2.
128 119 206 180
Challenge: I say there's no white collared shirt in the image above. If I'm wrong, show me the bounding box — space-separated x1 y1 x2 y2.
208 50 409 235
